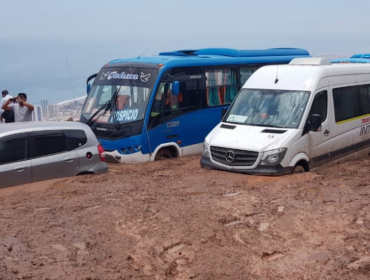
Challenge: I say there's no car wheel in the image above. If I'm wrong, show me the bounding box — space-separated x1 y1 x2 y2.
155 149 173 161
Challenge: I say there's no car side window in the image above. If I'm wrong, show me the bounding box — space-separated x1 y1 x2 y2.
0 134 28 165
64 130 87 149
33 131 68 158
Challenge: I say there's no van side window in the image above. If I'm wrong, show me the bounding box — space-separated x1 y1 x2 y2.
205 69 238 106
333 85 370 123
309 90 328 122
33 131 68 158
0 135 28 165
64 130 87 149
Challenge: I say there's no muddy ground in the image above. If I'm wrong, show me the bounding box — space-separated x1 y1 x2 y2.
0 155 370 280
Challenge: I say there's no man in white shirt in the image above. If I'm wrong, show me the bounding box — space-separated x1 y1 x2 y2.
2 92 34 122
0 90 14 123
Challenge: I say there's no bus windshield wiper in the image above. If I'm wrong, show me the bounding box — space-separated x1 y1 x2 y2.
87 86 121 129
109 86 121 130
87 100 110 126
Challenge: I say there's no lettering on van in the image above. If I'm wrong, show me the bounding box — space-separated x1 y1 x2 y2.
100 71 139 81
361 117 370 124
115 109 139 122
360 124 370 136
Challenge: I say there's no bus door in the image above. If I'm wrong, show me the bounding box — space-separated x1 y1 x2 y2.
147 74 203 154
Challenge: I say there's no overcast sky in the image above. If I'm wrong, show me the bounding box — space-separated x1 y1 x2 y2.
1 0 369 104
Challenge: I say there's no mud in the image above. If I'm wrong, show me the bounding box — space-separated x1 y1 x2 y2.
1 155 370 280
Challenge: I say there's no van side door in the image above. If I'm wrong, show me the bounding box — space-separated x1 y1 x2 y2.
307 90 333 167
0 133 32 188
30 130 80 182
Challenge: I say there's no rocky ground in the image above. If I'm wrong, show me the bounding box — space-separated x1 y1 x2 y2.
0 155 370 280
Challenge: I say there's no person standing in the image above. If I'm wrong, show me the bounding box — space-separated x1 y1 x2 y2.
2 93 34 122
0 90 15 123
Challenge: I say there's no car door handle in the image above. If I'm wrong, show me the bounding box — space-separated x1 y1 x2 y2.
14 165 26 171
64 157 75 162
324 129 330 136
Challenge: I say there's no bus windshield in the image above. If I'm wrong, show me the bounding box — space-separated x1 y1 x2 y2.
224 89 310 128
81 67 158 125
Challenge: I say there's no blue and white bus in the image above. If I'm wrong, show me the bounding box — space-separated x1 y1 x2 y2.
331 54 370 64
80 48 310 163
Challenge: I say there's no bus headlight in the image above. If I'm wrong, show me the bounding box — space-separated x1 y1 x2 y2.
202 140 210 158
259 148 287 165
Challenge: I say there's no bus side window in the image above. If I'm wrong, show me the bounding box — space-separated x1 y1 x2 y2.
240 66 259 85
205 69 238 106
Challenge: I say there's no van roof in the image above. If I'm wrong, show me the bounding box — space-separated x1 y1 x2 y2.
0 121 90 138
244 61 370 92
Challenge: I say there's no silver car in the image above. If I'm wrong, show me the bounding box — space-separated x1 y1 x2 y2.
0 121 108 188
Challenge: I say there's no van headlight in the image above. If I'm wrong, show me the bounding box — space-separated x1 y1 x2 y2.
259 148 287 165
202 140 210 158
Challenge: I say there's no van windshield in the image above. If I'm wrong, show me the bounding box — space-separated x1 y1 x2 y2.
224 89 310 128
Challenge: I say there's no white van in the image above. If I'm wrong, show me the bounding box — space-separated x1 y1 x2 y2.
201 58 370 175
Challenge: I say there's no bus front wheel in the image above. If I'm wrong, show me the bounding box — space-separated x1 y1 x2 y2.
155 149 173 161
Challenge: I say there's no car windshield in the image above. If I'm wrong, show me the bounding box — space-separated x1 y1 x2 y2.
81 66 158 125
224 88 310 128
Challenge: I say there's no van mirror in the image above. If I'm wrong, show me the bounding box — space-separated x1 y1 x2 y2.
310 114 322 132
221 107 228 120
172 81 180 96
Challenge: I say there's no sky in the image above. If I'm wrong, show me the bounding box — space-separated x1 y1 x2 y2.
1 0 369 105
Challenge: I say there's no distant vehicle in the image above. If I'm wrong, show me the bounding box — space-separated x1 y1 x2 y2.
0 121 108 188
201 57 370 175
331 53 370 64
80 47 310 163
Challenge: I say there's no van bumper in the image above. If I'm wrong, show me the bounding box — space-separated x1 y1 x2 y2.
200 156 292 176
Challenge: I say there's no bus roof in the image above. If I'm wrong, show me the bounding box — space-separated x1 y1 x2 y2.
331 53 370 64
106 48 310 68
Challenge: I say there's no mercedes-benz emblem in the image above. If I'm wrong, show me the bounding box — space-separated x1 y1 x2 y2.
225 151 235 163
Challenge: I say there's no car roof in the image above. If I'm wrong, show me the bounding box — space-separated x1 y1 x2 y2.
0 121 91 138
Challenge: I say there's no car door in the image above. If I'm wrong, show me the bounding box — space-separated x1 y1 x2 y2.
30 130 79 182
0 133 32 188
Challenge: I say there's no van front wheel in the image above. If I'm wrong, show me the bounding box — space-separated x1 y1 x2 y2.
292 165 305 173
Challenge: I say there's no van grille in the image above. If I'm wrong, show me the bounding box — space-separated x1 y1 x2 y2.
210 146 259 166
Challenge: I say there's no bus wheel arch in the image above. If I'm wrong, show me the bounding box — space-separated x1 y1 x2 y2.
154 146 178 161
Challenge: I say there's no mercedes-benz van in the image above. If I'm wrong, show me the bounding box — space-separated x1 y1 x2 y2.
201 57 370 175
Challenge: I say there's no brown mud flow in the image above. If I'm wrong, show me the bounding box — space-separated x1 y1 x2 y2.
1 155 370 280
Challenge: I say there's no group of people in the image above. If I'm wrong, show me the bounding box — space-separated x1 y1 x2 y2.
0 90 34 123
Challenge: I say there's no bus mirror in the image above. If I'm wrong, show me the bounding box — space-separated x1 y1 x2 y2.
310 114 322 132
172 81 180 96
86 73 97 94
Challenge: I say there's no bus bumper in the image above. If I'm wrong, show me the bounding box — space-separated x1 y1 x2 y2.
200 156 292 176
105 150 150 164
